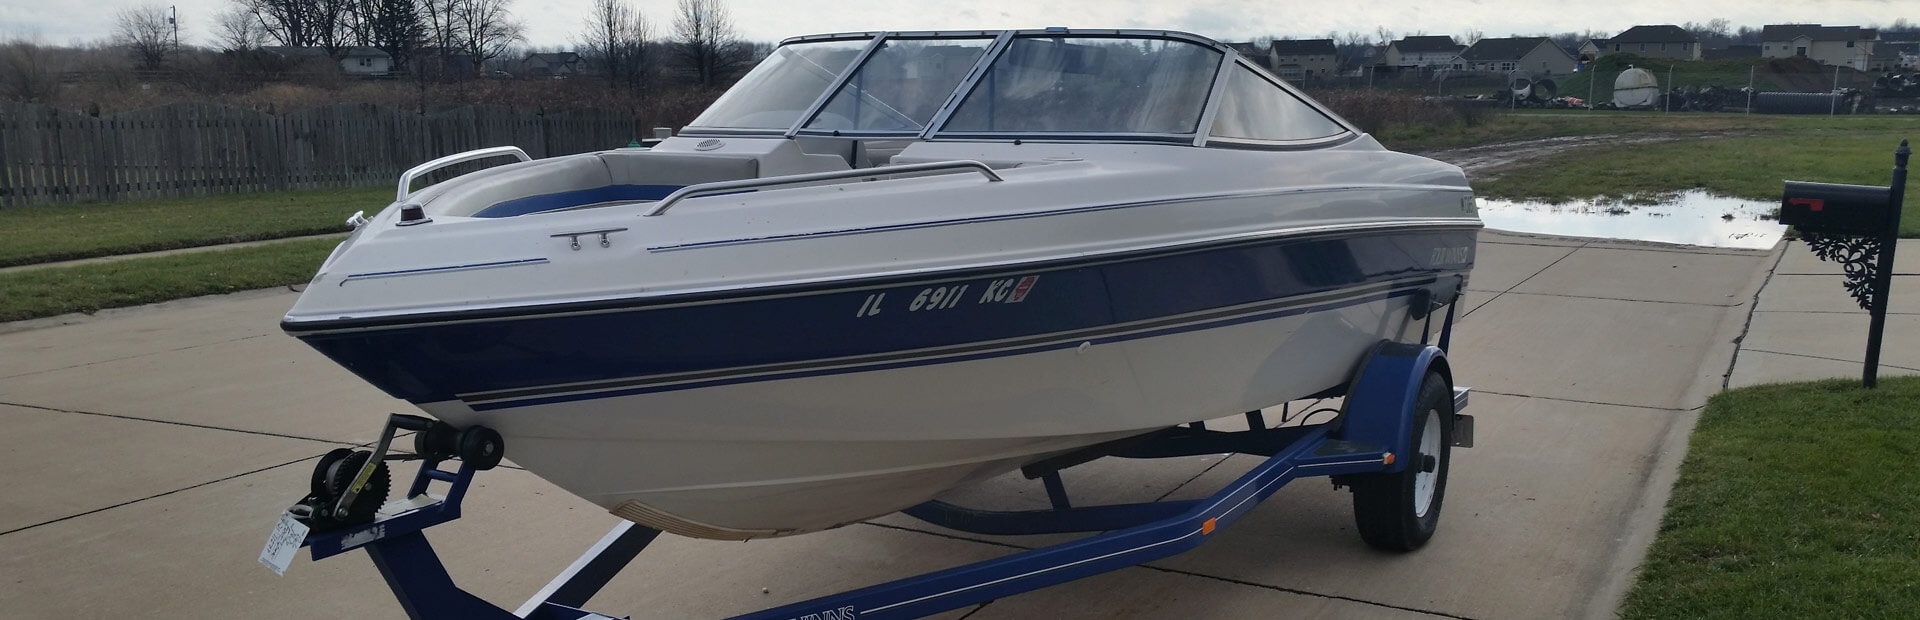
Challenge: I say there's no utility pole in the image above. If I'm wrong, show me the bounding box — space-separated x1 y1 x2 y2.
1746 65 1755 114
169 5 178 51
1588 68 1595 110
1830 65 1841 117
1665 64 1673 112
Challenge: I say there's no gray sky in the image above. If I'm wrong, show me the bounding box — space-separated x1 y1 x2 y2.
0 0 1907 49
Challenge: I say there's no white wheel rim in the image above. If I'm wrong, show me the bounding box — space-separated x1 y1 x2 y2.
1412 410 1442 518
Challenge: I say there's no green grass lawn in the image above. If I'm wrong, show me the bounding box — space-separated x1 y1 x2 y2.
0 238 337 322
1380 109 1920 152
1621 378 1920 619
1471 131 1920 236
0 186 385 268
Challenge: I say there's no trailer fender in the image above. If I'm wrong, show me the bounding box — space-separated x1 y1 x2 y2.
1336 341 1451 474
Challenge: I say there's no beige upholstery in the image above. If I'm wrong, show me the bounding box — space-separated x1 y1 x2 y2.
596 152 760 187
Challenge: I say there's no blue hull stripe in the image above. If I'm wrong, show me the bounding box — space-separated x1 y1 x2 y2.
294 227 1477 405
468 286 1420 411
473 184 682 218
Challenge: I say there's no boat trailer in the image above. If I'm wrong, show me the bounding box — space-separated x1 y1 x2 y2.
264 303 1473 620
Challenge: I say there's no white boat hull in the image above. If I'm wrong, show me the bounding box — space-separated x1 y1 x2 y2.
415 284 1431 538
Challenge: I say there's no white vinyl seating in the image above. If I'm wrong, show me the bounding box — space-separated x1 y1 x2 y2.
413 151 766 218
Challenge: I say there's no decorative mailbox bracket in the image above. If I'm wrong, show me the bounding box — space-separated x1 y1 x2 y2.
1780 140 1910 387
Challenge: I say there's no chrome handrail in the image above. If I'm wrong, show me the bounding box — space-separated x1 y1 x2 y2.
396 146 533 202
644 160 1003 217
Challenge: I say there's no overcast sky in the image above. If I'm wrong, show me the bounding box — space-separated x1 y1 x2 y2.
0 0 1907 49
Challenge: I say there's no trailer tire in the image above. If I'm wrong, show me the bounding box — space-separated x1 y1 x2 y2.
1350 371 1452 552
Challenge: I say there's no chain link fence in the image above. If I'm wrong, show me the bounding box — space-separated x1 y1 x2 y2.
1298 55 1920 115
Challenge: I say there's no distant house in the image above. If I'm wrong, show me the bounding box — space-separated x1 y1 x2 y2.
261 46 392 76
1878 31 1920 69
414 47 482 79
1228 42 1270 70
1577 39 1608 62
1384 36 1462 69
1703 45 1762 60
1761 24 1877 70
1603 25 1701 60
1268 39 1337 82
526 52 582 78
338 47 392 76
1869 47 1903 72
1453 37 1577 76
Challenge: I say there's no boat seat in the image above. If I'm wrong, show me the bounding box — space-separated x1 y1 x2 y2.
419 152 764 219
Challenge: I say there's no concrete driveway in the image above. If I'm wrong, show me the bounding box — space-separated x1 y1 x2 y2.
0 230 1775 619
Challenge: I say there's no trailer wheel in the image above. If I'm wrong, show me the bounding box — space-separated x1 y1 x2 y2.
1350 372 1453 551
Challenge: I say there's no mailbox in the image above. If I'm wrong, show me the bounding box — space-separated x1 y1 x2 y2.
1780 181 1893 236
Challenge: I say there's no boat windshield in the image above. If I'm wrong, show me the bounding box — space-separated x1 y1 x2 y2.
684 30 1346 143
942 36 1221 135
688 38 870 130
803 37 995 132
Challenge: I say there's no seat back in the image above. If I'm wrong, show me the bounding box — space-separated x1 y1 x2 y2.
414 155 613 217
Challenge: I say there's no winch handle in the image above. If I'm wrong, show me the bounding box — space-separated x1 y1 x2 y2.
387 414 436 432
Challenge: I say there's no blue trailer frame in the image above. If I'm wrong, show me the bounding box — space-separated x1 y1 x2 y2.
288 298 1472 620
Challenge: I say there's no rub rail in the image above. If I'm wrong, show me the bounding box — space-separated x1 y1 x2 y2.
644 160 1003 217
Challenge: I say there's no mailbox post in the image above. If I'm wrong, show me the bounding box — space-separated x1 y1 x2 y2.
1780 140 1910 387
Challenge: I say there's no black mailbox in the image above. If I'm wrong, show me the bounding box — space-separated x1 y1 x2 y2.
1780 181 1893 236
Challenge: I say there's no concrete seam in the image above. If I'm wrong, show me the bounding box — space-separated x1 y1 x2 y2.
854 522 1474 619
0 333 271 381
0 400 346 444
1469 389 1686 412
1752 309 1920 315
1739 348 1920 373
1722 246 1788 390
1464 241 1588 319
1136 565 1479 620
0 232 349 275
1479 290 1743 308
0 452 322 538
1152 455 1235 503
1478 240 1754 258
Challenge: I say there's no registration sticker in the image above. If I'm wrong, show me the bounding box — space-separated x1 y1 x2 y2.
258 512 310 576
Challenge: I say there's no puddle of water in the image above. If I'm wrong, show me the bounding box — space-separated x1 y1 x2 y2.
1476 190 1786 249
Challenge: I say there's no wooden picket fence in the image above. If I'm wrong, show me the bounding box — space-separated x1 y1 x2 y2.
0 102 650 207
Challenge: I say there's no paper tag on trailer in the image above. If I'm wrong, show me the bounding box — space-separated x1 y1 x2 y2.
259 512 310 576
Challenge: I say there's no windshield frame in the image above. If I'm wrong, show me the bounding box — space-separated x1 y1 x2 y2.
1197 58 1360 150
786 31 1011 139
680 28 1356 145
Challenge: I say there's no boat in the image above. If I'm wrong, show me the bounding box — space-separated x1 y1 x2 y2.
280 28 1482 541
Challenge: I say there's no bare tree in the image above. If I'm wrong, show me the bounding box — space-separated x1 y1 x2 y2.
0 37 62 102
1683 19 1733 48
215 7 268 51
579 0 643 89
239 0 318 47
115 4 177 69
671 0 746 86
449 0 524 76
